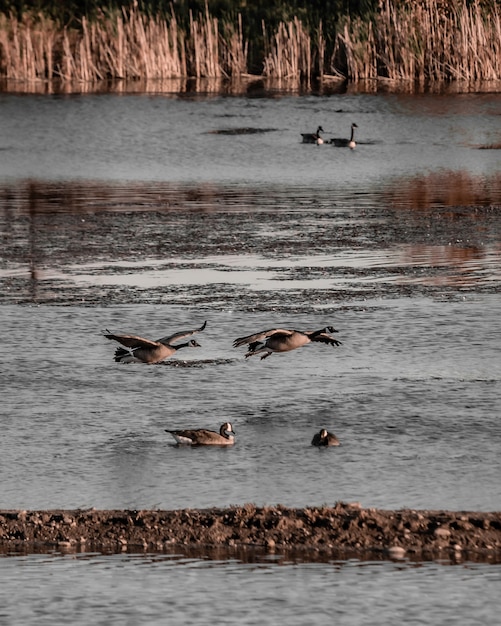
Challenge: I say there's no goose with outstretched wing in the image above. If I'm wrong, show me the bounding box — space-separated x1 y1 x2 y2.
233 326 341 360
103 321 207 363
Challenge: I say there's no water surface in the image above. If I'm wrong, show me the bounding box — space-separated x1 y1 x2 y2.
0 88 500 623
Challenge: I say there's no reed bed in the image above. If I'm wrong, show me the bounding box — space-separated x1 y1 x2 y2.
338 0 501 83
0 0 501 86
0 4 244 81
262 17 312 81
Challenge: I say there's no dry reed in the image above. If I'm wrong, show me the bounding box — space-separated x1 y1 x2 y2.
262 17 312 81
337 0 501 83
1 0 501 86
0 4 245 82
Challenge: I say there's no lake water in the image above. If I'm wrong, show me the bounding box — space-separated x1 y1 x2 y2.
1 85 501 624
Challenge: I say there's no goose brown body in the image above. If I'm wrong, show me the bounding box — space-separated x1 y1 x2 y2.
233 326 341 360
104 321 206 363
165 422 235 446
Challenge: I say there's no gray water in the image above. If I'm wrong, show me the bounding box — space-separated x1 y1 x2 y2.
1 87 501 624
0 552 500 626
0 297 500 512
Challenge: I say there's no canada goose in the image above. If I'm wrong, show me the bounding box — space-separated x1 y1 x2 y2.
329 123 358 149
103 321 206 363
312 429 340 447
165 422 235 446
301 125 324 145
233 326 341 360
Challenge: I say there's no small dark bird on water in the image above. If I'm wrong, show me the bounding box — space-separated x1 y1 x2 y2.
311 429 340 447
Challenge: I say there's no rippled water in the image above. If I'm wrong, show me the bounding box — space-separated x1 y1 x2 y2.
1 551 500 626
1 87 501 623
0 297 500 511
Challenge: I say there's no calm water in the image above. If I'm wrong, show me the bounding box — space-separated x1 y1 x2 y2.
0 551 500 626
1 87 501 623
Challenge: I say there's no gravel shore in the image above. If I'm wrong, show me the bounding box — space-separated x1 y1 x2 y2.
2 503 500 560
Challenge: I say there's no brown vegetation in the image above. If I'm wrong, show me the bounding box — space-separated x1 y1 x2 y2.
338 0 501 83
0 1 500 88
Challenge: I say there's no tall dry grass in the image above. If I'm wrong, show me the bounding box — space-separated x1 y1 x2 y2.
262 17 312 81
0 4 245 81
336 0 501 83
1 0 501 86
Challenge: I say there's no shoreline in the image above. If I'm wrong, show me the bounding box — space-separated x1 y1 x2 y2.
1 503 500 561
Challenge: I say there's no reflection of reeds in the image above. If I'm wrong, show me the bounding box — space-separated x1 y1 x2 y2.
384 170 501 209
1 1 501 86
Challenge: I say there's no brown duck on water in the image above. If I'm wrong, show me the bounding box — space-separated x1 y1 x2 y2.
165 422 236 446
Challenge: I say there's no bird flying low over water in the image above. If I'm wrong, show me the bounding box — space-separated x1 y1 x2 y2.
103 321 207 363
233 326 341 360
311 428 340 447
165 422 236 446
301 125 324 145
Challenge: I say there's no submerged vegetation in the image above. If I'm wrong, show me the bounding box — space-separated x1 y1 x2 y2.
0 0 500 89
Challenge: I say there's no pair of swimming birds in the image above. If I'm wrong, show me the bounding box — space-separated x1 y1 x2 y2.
301 123 358 148
165 422 339 447
103 321 342 364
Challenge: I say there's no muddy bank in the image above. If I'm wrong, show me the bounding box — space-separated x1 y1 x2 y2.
1 503 500 561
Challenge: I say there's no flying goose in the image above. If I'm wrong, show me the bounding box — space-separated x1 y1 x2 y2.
301 125 324 145
165 422 235 446
233 326 341 360
329 123 358 149
311 428 340 447
103 321 207 363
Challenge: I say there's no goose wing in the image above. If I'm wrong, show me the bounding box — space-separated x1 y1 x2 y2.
103 332 160 349
157 321 207 345
165 427 220 444
233 328 294 348
309 331 342 347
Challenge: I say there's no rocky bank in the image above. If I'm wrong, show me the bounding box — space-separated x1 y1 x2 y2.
1 503 501 560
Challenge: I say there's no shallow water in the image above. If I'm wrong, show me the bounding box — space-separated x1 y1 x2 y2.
1 296 500 512
1 551 500 626
1 88 501 622
1 90 501 187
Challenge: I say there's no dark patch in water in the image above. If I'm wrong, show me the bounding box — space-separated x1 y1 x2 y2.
160 358 236 367
206 127 280 135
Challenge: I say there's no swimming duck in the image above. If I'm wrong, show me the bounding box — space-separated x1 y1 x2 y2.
103 321 206 363
311 429 340 447
329 123 358 149
233 326 341 360
301 126 324 145
165 422 235 446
